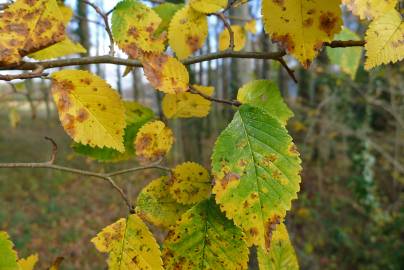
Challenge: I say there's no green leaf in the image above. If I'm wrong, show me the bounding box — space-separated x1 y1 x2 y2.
162 198 249 270
211 104 301 251
258 223 299 270
92 214 164 270
0 231 19 270
73 101 154 162
237 80 293 126
136 176 191 228
153 3 184 35
326 27 363 80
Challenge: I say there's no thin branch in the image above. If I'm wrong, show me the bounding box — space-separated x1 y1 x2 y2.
189 85 241 107
214 13 235 51
0 66 48 81
0 138 171 213
324 40 366 47
277 57 298 83
82 0 115 56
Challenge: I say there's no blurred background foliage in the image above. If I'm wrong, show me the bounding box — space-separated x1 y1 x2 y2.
0 0 403 269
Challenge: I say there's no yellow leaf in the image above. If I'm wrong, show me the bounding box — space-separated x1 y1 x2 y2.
59 4 73 25
51 70 126 152
189 0 227 14
262 0 342 67
136 176 190 228
364 9 404 70
168 5 208 59
342 0 398 20
18 254 39 270
162 85 214 118
92 214 163 270
135 120 174 164
169 162 211 204
142 53 189 94
0 0 65 65
112 0 165 57
245 20 257 34
28 38 86 60
219 25 246 51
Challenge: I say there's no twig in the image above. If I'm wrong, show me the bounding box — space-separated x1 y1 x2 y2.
0 66 48 81
0 137 172 213
277 57 298 83
189 85 241 107
324 40 365 47
82 0 115 56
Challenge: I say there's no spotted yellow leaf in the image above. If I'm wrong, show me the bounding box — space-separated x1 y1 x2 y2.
364 9 404 70
219 25 246 51
262 0 342 67
112 0 165 58
142 53 189 94
51 70 126 152
168 5 208 59
245 20 257 34
92 214 163 270
189 0 227 13
135 120 174 164
0 0 65 65
342 0 398 20
18 254 39 270
257 223 299 270
162 85 213 118
169 162 211 205
136 176 190 228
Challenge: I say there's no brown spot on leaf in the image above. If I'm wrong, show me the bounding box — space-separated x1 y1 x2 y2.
272 0 285 6
76 108 89 123
250 227 259 237
272 33 295 52
264 216 281 251
319 12 338 37
186 35 200 52
303 18 313 27
220 172 240 189
62 113 75 137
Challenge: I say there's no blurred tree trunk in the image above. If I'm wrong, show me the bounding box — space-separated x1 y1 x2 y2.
76 0 90 70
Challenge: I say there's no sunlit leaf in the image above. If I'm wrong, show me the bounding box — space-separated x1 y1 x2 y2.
0 0 65 65
212 104 302 251
73 101 154 162
245 20 257 34
112 0 165 58
92 214 163 270
168 5 208 59
153 3 184 35
51 70 126 152
0 231 19 270
136 176 190 228
18 254 39 270
364 9 404 70
342 0 398 20
28 38 86 60
135 120 174 164
162 198 249 270
189 0 227 14
262 0 342 67
142 53 189 94
326 27 362 79
169 162 211 204
237 80 294 126
257 223 299 270
219 25 246 51
162 85 213 118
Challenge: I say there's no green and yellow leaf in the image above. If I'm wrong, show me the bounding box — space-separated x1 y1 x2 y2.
112 0 165 57
189 0 227 14
257 223 299 270
136 176 190 228
169 162 211 205
142 53 189 94
364 9 404 70
135 120 174 164
92 214 163 270
168 5 208 59
219 25 246 51
162 198 249 270
342 0 398 20
153 3 184 35
18 254 39 270
237 80 294 126
162 85 214 118
51 70 126 152
211 104 302 251
262 0 342 67
73 101 154 162
0 231 19 270
0 0 65 65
